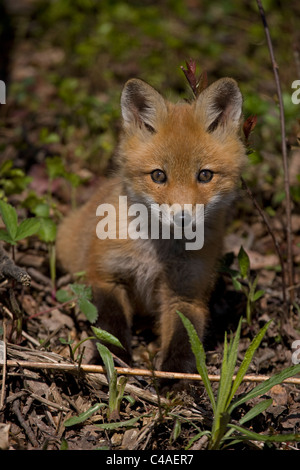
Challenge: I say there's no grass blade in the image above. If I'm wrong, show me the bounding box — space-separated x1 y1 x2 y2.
64 403 104 427
239 398 273 425
177 311 216 413
95 415 141 430
228 424 300 442
229 363 300 412
226 320 271 407
214 319 242 436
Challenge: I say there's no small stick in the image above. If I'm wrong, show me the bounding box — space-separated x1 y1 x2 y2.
3 360 300 385
12 399 39 447
241 176 287 305
0 318 7 410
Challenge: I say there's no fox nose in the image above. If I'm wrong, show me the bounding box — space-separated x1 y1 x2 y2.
174 210 192 227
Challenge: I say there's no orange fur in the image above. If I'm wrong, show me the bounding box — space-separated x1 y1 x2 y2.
56 77 247 383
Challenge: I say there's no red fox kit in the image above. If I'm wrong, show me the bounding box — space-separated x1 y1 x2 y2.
56 77 246 382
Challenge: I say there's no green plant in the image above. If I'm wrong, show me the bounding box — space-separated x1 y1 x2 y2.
57 285 132 418
34 202 57 288
63 326 135 427
224 246 265 324
46 155 84 209
0 160 32 198
0 199 40 339
56 282 98 323
0 200 40 255
178 311 300 450
21 190 59 288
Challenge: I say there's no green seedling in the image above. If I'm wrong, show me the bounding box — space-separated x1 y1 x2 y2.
0 200 40 254
56 282 98 323
178 311 300 450
57 281 129 418
59 336 90 363
46 155 83 209
22 191 59 288
0 159 32 198
63 326 134 427
32 201 57 288
0 199 40 339
223 247 265 324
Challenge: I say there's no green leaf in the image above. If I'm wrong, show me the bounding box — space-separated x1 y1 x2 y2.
78 297 98 323
96 342 115 383
238 246 250 279
64 403 104 427
59 337 74 346
0 228 14 244
227 424 300 442
186 431 211 450
65 172 82 188
0 200 18 240
32 203 50 218
232 276 242 291
95 415 141 430
239 398 273 425
56 288 74 303
227 321 271 408
37 217 57 243
252 289 265 302
230 363 300 412
0 159 13 175
217 319 242 416
15 218 40 241
177 311 216 413
171 419 181 443
60 439 69 450
46 156 66 180
91 326 124 349
70 283 92 300
211 320 242 444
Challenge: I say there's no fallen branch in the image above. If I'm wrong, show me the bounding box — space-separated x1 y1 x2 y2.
3 359 300 385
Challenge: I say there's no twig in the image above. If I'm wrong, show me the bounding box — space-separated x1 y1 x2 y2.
12 399 39 447
0 318 7 410
3 360 300 385
256 0 294 303
241 176 287 304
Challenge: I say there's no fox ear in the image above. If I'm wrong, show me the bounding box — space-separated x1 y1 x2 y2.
121 79 167 132
196 78 242 133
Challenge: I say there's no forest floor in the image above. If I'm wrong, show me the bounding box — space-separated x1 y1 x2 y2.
0 0 300 451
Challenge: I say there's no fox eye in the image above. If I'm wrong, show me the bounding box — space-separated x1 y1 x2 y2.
151 169 167 184
198 169 214 183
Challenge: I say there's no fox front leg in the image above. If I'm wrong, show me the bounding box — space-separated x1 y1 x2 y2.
157 296 208 390
92 281 133 365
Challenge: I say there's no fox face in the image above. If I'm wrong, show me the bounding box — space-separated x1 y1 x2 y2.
118 78 246 231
